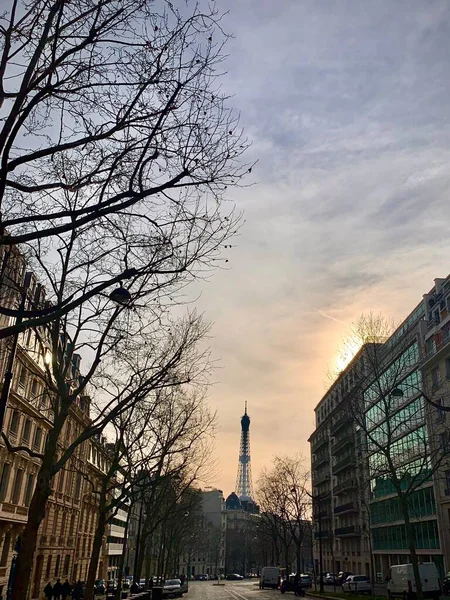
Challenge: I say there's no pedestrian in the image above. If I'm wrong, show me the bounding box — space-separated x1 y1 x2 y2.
61 579 71 600
53 578 63 600
72 580 83 600
294 572 300 597
44 581 53 600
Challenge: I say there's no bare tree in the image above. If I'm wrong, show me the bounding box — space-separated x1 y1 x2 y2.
338 314 450 600
0 0 250 338
5 307 210 600
257 455 311 576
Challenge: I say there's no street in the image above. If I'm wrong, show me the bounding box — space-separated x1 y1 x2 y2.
186 580 278 600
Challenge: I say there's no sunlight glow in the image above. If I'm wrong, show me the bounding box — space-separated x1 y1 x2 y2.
334 338 361 373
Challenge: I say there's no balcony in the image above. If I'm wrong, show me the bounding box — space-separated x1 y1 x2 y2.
423 327 450 368
312 453 329 469
314 472 331 486
335 525 361 537
332 433 353 454
314 530 329 539
334 478 358 494
316 509 332 520
311 436 329 452
331 414 351 435
332 455 356 475
334 501 358 515
107 542 124 555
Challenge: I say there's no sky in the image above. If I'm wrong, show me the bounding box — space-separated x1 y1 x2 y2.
192 0 450 497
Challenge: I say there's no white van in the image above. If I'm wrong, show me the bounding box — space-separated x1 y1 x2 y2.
259 567 280 589
387 563 441 599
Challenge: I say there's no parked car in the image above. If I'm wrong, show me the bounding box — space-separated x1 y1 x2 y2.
325 573 337 585
316 573 329 584
106 580 117 592
387 563 441 599
163 579 183 598
342 575 372 594
226 574 244 580
337 572 353 586
443 572 450 595
260 567 280 589
196 574 209 581
280 575 305 596
94 579 106 595
300 574 312 588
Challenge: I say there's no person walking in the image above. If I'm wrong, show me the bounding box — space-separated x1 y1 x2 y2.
44 581 53 600
53 578 63 600
294 572 301 597
72 580 84 600
61 579 71 600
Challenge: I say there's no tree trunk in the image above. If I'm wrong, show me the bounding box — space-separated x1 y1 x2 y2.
296 542 301 573
11 419 62 600
400 496 424 600
85 506 107 600
11 465 53 600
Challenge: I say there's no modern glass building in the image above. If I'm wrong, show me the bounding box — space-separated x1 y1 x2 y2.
364 297 445 579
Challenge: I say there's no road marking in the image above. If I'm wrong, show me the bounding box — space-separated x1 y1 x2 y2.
226 588 253 600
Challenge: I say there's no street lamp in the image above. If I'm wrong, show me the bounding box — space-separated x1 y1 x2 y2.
109 284 132 305
390 388 404 398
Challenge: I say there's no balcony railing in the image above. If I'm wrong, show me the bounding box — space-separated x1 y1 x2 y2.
312 453 329 468
314 530 329 539
425 327 450 361
334 478 358 494
334 501 358 514
314 472 331 485
332 455 356 475
311 436 329 452
335 525 361 536
332 433 353 454
331 414 351 435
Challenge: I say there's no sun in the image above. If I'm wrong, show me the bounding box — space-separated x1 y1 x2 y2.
334 338 361 373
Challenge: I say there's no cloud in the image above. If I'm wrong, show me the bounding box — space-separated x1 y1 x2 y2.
193 0 450 494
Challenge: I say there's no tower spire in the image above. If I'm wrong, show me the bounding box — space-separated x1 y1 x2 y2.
235 402 254 500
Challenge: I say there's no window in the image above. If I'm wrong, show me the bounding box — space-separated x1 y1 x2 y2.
0 464 11 502
30 379 37 397
32 427 42 452
11 469 23 504
63 554 70 576
73 473 81 500
432 368 441 390
24 474 34 507
54 554 60 577
446 358 450 379
65 467 73 496
18 366 27 389
9 410 20 435
0 533 10 567
57 470 65 493
69 514 76 537
21 419 31 444
45 555 52 579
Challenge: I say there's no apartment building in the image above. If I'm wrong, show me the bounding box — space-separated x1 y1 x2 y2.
310 278 450 582
178 488 227 578
309 348 373 577
364 299 445 579
419 277 450 573
0 250 121 598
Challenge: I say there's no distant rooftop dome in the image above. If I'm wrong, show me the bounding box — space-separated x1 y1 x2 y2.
225 492 242 510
